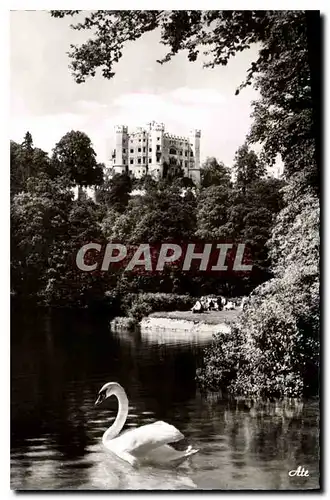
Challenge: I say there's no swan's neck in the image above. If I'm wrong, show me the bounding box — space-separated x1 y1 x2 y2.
103 385 129 443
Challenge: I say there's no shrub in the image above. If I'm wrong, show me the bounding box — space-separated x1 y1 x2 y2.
196 328 245 392
197 269 319 398
122 292 195 321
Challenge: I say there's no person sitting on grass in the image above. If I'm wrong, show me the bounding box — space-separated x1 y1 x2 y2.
191 300 204 314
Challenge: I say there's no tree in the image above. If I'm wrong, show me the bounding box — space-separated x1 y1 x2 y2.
21 131 34 181
43 197 107 308
201 157 231 189
11 174 73 298
52 130 103 192
48 11 284 85
108 183 196 244
10 133 51 196
247 13 319 192
11 141 25 195
97 173 132 212
11 170 110 307
195 177 283 294
233 144 266 194
245 177 285 215
195 185 232 240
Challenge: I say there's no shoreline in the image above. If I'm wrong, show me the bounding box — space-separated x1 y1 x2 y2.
140 309 240 334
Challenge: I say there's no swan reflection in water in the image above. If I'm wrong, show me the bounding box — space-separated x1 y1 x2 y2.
87 451 197 490
94 382 198 475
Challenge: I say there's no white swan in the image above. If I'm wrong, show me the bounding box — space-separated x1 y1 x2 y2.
95 382 199 467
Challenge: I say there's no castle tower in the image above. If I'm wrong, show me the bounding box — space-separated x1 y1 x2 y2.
113 125 128 175
148 121 165 180
188 129 201 185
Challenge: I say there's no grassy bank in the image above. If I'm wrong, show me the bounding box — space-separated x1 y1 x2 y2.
148 309 241 325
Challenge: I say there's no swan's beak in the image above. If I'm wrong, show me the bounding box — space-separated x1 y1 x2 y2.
95 388 108 406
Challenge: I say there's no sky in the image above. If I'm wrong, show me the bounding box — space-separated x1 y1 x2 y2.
10 10 261 168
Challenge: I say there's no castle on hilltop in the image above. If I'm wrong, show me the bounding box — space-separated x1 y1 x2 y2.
110 121 201 185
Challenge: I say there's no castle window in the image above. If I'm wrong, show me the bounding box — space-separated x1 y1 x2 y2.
123 148 126 153
143 157 146 164
185 161 188 168
169 147 176 155
138 158 141 164
123 159 126 165
138 147 141 152
185 151 188 157
179 150 183 155
143 147 146 152
149 158 152 163
157 137 160 141
190 152 193 157
130 159 134 165
156 145 161 151
149 148 152 153
130 149 134 153
129 170 132 174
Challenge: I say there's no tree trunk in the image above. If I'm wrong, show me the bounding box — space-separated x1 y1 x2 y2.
77 185 83 200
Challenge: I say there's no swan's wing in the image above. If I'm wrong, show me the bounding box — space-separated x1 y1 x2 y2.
110 421 184 456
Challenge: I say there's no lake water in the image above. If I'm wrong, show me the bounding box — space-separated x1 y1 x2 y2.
11 307 320 490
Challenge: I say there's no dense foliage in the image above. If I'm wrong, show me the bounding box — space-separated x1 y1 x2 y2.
197 187 319 398
52 130 104 189
120 293 195 321
11 133 51 197
11 132 281 307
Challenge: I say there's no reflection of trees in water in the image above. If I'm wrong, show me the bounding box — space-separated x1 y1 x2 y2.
204 394 318 481
110 327 199 420
229 398 317 466
12 309 110 457
203 394 317 455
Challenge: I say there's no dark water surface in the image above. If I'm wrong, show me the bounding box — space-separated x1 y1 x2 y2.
11 308 320 490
